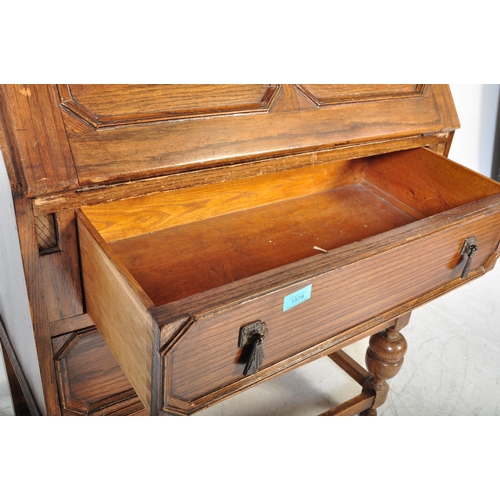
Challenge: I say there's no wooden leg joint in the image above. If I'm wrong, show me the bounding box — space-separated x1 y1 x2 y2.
320 350 375 416
320 313 410 416
361 323 408 414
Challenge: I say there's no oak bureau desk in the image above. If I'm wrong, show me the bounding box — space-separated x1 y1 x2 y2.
1 85 499 416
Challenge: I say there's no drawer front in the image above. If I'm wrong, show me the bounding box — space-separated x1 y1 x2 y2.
162 213 500 414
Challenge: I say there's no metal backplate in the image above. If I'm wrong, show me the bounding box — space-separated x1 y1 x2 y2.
238 320 268 347
460 236 477 256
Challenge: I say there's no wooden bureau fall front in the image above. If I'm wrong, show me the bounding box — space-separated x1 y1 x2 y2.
1 85 499 416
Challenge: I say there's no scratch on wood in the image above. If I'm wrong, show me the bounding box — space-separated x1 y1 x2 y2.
19 88 31 97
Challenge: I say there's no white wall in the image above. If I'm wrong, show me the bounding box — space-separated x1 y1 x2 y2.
0 154 45 414
448 84 500 177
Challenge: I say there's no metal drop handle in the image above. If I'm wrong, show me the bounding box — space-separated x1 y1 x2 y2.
239 320 268 376
243 335 265 376
460 236 478 279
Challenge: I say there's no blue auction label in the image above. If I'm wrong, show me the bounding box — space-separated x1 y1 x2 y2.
283 284 312 311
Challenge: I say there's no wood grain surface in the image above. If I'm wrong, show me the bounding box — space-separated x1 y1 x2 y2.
62 85 456 187
77 215 158 412
82 158 367 243
0 85 78 196
163 211 500 405
6 84 496 417
111 184 416 305
59 84 278 127
75 144 500 414
53 328 145 416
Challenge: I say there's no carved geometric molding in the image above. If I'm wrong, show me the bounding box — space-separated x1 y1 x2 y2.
35 213 59 254
58 84 280 128
297 84 425 106
53 328 144 415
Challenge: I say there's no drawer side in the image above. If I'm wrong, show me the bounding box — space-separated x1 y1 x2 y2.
77 212 158 412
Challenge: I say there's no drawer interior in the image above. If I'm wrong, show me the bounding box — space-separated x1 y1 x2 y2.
80 147 500 308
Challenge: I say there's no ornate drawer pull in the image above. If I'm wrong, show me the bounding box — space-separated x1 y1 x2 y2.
460 236 478 279
239 320 268 376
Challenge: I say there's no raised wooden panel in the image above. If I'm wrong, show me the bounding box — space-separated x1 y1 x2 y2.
53 328 146 416
297 84 425 105
58 84 279 127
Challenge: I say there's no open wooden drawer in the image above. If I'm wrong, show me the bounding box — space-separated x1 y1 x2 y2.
76 147 500 415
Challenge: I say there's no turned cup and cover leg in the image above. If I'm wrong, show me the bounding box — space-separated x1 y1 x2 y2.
361 313 409 415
